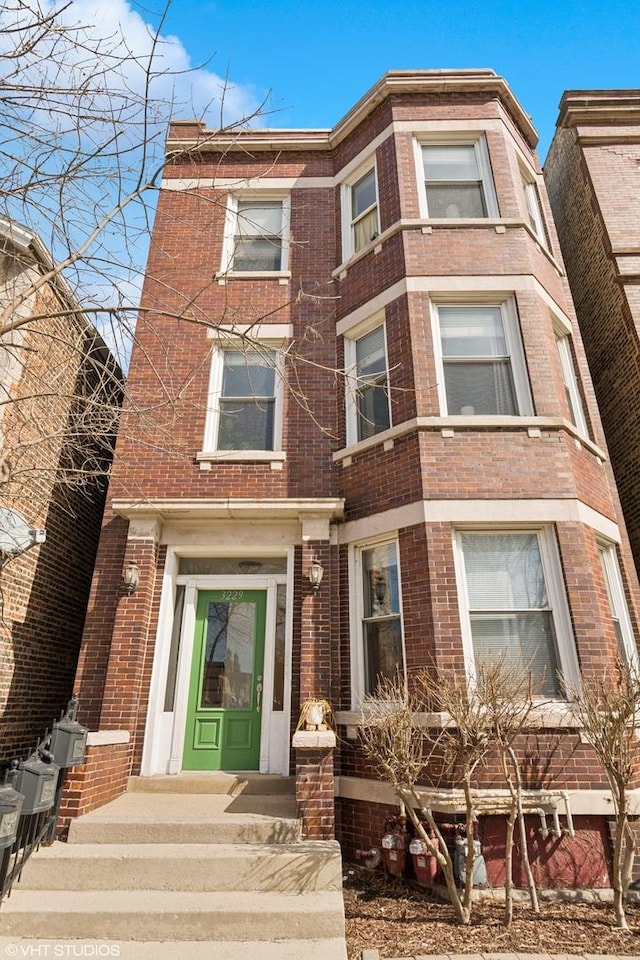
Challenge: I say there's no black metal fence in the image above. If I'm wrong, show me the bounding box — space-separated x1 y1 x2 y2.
0 697 87 907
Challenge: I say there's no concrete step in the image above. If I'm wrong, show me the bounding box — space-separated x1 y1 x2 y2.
18 840 343 892
0 939 347 960
0 889 346 942
128 773 295 795
68 791 300 845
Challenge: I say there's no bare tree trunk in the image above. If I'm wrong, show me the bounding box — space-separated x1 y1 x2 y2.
508 746 539 914
611 784 629 929
501 749 516 927
462 776 476 917
403 787 471 925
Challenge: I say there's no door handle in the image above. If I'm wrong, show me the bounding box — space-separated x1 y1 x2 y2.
256 676 263 713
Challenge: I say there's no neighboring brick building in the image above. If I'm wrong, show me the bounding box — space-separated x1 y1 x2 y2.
545 91 640 577
0 220 122 759
69 70 640 886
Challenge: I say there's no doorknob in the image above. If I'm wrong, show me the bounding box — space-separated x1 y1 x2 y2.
256 675 263 712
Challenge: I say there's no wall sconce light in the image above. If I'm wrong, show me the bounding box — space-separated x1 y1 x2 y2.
308 558 324 593
123 563 140 595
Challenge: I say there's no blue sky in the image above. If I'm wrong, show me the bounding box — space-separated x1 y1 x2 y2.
162 0 640 159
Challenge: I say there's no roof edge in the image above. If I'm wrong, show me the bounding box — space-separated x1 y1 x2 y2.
166 69 538 154
557 89 640 128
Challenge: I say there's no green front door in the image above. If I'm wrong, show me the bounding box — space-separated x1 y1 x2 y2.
183 590 266 771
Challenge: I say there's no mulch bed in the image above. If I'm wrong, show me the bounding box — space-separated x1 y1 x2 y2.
343 866 640 958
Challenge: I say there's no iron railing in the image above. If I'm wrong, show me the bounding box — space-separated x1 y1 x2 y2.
0 697 87 907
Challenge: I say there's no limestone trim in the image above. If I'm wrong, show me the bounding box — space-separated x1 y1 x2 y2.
339 498 620 545
112 497 345 524
336 274 573 337
331 217 565 280
86 730 131 746
336 775 637 816
161 176 335 190
332 415 607 463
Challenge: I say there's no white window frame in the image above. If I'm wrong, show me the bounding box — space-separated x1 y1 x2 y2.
414 135 499 220
202 342 285 456
520 169 548 247
349 536 406 706
220 193 291 276
453 526 580 699
344 316 391 446
598 540 639 668
430 298 533 417
340 161 380 262
555 331 589 436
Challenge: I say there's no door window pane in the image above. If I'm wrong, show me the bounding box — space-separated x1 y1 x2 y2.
200 601 256 710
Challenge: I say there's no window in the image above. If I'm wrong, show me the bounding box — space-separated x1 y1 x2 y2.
556 334 588 435
359 541 405 696
433 302 532 416
351 169 379 253
457 530 573 697
598 543 638 665
420 140 498 218
521 175 547 246
341 164 379 260
222 196 290 274
204 347 283 453
346 325 391 443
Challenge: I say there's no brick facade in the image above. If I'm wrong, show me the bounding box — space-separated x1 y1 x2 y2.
545 92 640 576
0 225 121 760
69 71 640 888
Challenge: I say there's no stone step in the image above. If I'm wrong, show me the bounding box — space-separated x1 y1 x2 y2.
18 840 343 892
0 889 346 943
128 773 295 795
0 939 347 960
68 791 300 845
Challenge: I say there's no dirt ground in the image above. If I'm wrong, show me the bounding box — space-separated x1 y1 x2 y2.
343 867 640 959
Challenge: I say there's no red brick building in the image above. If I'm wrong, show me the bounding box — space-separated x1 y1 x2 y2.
545 90 640 577
0 220 121 758
69 71 640 886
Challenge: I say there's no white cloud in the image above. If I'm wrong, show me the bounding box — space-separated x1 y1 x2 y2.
8 0 262 128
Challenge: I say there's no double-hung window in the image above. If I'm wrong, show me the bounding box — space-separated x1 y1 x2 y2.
222 196 290 275
433 301 532 416
419 139 498 219
456 529 575 698
358 541 405 696
556 333 588 436
598 542 638 666
341 163 379 261
521 175 547 246
204 347 283 453
346 324 391 444
350 169 379 253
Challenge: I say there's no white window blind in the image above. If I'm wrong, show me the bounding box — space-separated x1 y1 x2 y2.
461 532 560 696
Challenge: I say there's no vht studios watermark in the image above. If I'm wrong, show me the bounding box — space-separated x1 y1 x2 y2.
5 945 120 957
